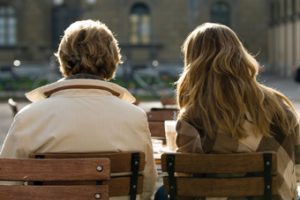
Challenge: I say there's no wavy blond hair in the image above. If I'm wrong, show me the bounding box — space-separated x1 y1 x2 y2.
56 19 122 80
177 23 298 139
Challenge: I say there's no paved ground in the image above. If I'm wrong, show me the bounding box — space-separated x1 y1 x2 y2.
0 74 300 147
258 73 300 102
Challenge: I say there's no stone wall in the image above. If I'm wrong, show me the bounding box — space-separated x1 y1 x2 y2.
0 0 269 69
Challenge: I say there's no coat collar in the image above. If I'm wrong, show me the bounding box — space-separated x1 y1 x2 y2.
25 78 136 103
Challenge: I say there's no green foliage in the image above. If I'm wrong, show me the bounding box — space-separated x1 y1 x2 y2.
111 73 177 100
0 71 177 101
0 78 49 91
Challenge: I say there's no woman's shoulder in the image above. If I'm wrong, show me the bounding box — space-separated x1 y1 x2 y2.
176 119 199 136
261 84 297 118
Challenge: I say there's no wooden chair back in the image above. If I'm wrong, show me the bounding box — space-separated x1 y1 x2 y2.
150 107 178 112
160 97 176 107
147 110 177 122
148 121 165 138
147 109 178 140
32 151 145 200
161 152 278 200
0 158 110 200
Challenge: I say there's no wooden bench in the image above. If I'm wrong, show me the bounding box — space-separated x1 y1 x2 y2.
160 97 176 107
147 109 178 140
161 152 278 200
147 110 177 122
0 157 110 200
148 121 165 138
150 107 178 112
32 151 145 200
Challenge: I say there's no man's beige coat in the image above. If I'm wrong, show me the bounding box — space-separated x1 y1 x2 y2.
0 78 157 200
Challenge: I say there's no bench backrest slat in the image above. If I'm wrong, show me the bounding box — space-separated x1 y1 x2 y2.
0 158 110 200
0 185 109 200
161 153 277 174
0 158 110 181
32 151 145 198
147 110 177 122
161 152 278 199
148 121 165 138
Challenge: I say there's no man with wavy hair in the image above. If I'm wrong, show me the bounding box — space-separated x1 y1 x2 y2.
1 20 157 200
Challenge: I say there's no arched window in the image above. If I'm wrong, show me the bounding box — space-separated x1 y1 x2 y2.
210 2 231 26
52 3 79 49
271 0 280 23
0 6 16 46
270 1 276 24
130 3 151 44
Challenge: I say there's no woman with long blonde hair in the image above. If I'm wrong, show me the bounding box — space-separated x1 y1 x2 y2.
176 23 300 199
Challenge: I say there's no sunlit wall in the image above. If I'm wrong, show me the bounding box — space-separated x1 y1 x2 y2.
268 0 300 77
0 0 269 71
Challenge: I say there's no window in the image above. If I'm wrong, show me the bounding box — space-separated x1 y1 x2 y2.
286 0 292 17
275 0 281 20
0 6 16 46
270 0 280 24
210 2 231 26
270 1 275 23
52 3 79 49
130 3 151 44
280 0 285 18
292 0 296 16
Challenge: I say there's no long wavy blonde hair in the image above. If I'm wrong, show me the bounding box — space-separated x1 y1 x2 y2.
177 23 298 139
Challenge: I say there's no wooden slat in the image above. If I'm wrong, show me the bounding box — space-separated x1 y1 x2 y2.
161 153 277 174
32 152 145 173
0 158 110 181
147 110 177 121
150 107 178 112
160 97 176 106
31 151 145 198
27 176 144 197
163 177 278 197
108 176 143 196
0 185 108 200
148 122 165 138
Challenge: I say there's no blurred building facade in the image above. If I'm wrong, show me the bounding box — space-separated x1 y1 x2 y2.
0 0 269 72
268 0 300 77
